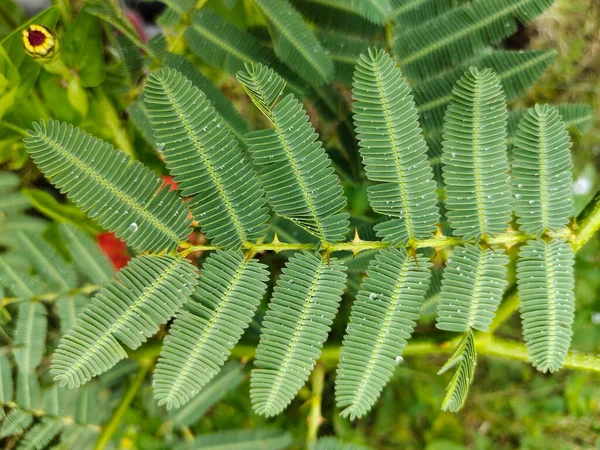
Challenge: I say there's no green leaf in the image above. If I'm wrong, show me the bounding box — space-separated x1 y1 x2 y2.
290 0 380 37
16 231 77 293
389 0 467 28
154 251 268 409
352 49 438 245
144 68 269 249
14 301 47 372
336 248 430 420
392 0 553 79
163 53 250 144
0 191 29 215
59 223 114 285
436 245 508 332
61 9 105 87
518 239 575 373
0 256 43 300
438 330 476 412
16 371 41 410
317 29 375 85
0 170 20 192
512 104 573 235
416 50 556 132
252 252 346 417
168 362 244 427
238 63 349 243
24 120 192 253
441 67 512 240
0 354 13 403
57 295 89 333
51 255 198 388
192 428 292 450
17 417 62 450
0 409 33 438
311 437 372 450
184 10 306 95
254 0 334 85
21 189 102 235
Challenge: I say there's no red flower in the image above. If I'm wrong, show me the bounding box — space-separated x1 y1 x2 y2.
97 232 131 270
161 175 179 191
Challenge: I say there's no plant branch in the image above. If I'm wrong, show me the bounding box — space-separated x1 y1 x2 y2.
94 358 153 450
306 363 325 447
572 189 600 252
1 284 101 307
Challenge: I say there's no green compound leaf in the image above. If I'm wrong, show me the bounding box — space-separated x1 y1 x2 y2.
352 48 438 245
154 251 268 410
438 329 476 412
52 255 198 389
512 104 573 235
144 68 269 249
518 239 575 373
441 67 512 241
251 252 346 417
436 245 508 332
24 121 192 253
336 248 430 420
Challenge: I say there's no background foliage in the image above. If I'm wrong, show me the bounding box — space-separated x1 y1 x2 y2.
0 0 599 449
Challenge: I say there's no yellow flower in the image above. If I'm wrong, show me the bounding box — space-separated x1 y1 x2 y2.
22 25 59 62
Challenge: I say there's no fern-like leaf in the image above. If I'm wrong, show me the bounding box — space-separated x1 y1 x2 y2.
59 223 114 285
336 248 430 419
251 252 347 417
392 0 553 80
24 121 192 253
416 50 556 132
0 257 42 300
163 54 250 144
438 329 476 412
0 409 33 438
441 67 512 240
154 251 268 409
317 29 375 86
144 68 269 249
436 245 508 332
238 63 349 243
16 231 77 293
518 239 575 373
57 295 89 333
290 0 380 37
352 48 438 245
255 0 334 86
52 255 198 388
168 362 244 427
17 418 62 450
14 302 47 372
512 105 573 235
389 0 467 28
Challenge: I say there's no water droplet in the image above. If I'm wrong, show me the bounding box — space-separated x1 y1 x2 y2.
129 223 138 233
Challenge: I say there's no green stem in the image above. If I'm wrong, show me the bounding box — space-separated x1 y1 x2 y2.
94 359 153 450
572 189 600 252
306 363 325 447
1 284 101 307
487 290 519 333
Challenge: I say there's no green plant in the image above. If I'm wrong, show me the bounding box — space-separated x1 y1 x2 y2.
1 0 599 448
